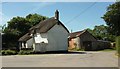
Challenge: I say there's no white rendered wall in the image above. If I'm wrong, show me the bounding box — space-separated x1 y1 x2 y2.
34 33 48 51
26 38 33 48
46 24 69 51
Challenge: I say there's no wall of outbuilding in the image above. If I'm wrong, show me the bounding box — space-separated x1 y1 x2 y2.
92 40 111 50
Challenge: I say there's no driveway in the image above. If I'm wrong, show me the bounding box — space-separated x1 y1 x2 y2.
1 51 118 67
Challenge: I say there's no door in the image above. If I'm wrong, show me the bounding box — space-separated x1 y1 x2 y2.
83 41 92 51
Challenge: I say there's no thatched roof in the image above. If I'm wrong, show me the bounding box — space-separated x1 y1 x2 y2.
19 10 69 42
18 33 32 42
30 17 69 33
19 17 69 42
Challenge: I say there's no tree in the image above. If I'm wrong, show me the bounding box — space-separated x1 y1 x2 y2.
2 13 48 50
102 2 120 36
26 13 48 26
87 25 116 42
6 16 30 36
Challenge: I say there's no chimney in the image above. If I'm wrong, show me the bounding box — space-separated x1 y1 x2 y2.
55 10 59 20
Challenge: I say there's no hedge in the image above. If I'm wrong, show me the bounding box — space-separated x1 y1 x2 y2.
1 50 17 55
116 36 120 56
18 50 33 55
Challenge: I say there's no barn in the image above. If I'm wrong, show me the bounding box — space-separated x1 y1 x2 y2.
19 10 69 52
68 30 111 51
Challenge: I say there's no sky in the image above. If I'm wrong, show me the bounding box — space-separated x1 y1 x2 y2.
1 2 114 32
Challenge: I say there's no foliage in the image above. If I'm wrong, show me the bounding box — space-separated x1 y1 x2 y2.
1 50 17 55
26 13 48 26
102 2 120 36
2 32 20 49
18 50 33 55
69 47 84 51
116 36 120 56
2 14 48 50
87 25 116 42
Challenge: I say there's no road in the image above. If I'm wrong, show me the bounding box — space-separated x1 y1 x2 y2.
2 51 118 67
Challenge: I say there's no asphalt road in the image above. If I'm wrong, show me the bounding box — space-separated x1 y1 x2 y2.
1 51 118 67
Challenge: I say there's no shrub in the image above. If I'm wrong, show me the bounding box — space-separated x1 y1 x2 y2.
116 36 120 56
1 50 17 55
1 50 5 55
18 50 33 55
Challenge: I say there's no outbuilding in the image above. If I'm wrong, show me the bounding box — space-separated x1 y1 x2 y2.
69 30 111 51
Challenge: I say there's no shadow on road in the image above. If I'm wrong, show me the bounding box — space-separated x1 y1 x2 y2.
34 51 87 55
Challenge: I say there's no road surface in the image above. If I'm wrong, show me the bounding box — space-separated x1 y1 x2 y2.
2 51 118 67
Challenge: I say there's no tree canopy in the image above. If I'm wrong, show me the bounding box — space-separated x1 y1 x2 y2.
102 2 120 36
2 13 48 50
87 25 116 42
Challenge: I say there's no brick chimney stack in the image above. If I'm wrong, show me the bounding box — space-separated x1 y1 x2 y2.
55 10 59 20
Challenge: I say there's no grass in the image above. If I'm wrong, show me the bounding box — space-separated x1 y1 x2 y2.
98 48 116 52
68 48 84 51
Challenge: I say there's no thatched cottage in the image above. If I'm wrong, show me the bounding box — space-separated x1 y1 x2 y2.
19 10 69 52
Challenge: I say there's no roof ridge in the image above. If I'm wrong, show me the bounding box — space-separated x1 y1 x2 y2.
29 17 55 30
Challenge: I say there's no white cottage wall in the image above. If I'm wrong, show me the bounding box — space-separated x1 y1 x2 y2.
34 33 48 51
46 24 69 51
26 38 34 48
29 24 68 52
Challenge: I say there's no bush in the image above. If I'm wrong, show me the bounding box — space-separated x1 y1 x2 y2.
1 50 17 55
116 36 120 56
18 50 33 55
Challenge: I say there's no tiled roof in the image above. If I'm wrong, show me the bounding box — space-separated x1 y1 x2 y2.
69 30 84 39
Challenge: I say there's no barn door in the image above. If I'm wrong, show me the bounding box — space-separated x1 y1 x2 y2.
83 41 92 51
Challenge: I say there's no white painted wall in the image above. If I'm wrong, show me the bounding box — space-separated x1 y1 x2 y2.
33 33 48 51
46 24 69 51
22 43 25 48
34 33 48 43
26 23 69 52
26 38 34 48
